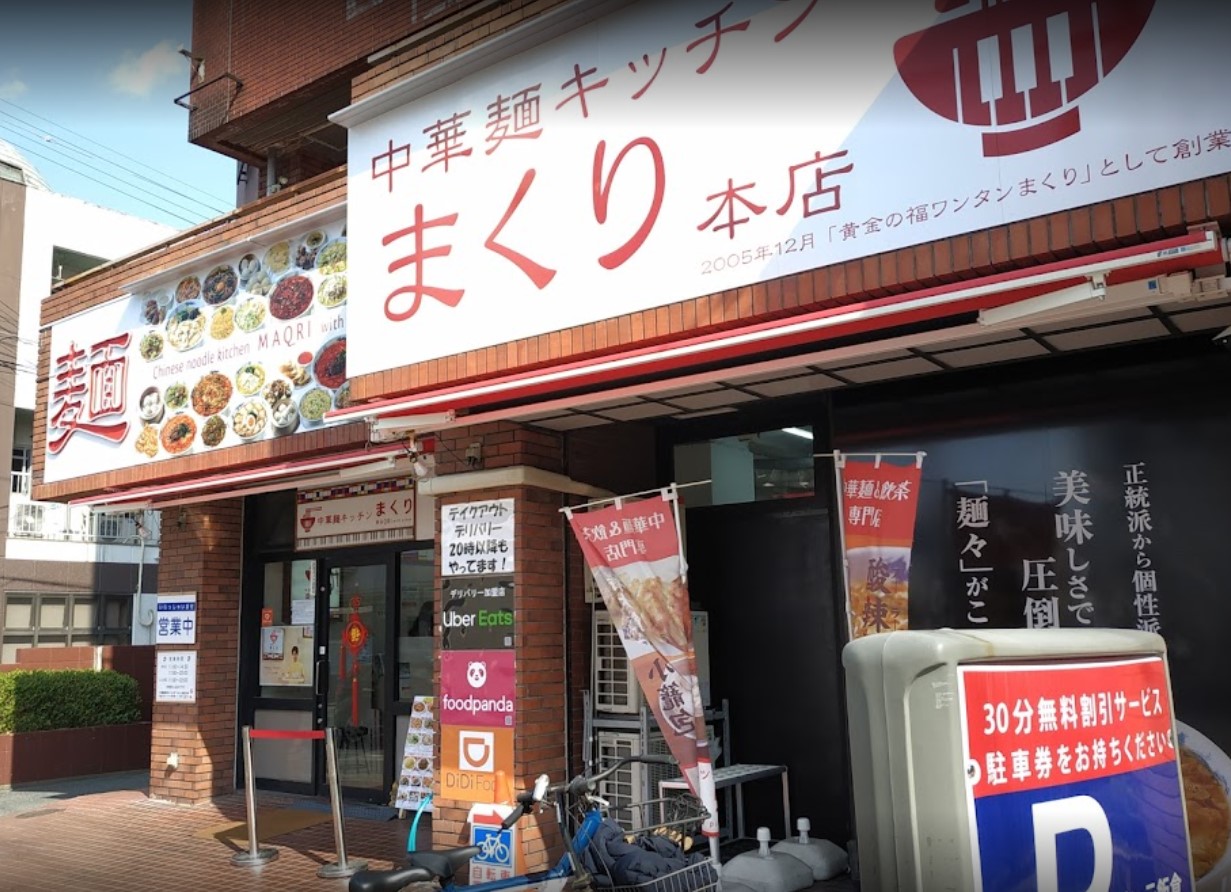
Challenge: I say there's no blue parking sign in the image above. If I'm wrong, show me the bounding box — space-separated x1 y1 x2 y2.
960 657 1194 892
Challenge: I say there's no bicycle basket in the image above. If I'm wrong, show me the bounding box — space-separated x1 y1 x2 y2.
581 793 718 892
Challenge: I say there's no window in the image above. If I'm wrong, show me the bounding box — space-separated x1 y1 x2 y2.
673 426 816 507
0 591 133 662
11 447 30 495
398 548 435 702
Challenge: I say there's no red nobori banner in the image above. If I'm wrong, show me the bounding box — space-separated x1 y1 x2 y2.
836 453 925 639
565 489 718 837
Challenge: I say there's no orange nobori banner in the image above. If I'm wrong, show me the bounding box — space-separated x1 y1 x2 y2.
834 452 926 640
565 487 719 838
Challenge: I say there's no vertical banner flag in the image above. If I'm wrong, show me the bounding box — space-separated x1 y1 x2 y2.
836 453 925 640
565 488 719 840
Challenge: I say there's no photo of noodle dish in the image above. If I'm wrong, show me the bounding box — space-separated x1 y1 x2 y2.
191 372 233 417
1177 721 1231 889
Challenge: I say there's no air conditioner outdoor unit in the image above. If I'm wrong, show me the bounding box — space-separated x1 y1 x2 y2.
594 730 665 827
592 609 711 714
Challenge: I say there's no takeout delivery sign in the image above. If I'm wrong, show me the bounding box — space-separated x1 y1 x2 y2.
44 221 349 484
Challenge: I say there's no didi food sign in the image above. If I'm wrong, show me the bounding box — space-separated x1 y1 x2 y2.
895 0 1156 156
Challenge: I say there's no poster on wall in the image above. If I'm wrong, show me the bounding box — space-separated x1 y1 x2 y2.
441 499 514 576
835 453 926 640
155 650 197 703
154 592 197 645
394 695 437 813
847 394 1231 891
959 657 1192 892
565 488 720 842
441 576 514 650
259 625 313 687
342 0 1231 374
44 216 350 483
296 478 417 550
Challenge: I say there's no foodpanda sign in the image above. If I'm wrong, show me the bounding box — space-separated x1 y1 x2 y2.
959 657 1193 892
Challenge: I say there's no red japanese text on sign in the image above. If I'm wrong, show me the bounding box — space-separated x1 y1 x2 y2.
577 501 676 568
960 657 1175 800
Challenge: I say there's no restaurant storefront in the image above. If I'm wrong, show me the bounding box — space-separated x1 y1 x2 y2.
33 0 1231 881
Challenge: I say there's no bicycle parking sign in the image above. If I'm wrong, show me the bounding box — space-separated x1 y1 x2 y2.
470 811 516 883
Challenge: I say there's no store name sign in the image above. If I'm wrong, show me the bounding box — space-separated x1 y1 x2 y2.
44 217 351 484
342 0 1231 375
296 477 416 550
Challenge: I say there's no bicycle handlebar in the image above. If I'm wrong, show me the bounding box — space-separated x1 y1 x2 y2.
499 754 677 829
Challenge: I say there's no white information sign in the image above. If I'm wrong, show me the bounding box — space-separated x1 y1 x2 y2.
441 498 514 577
155 592 197 645
296 477 417 550
343 0 1231 375
44 217 350 483
155 651 198 703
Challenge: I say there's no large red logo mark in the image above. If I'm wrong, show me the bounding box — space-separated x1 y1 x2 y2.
894 0 1155 157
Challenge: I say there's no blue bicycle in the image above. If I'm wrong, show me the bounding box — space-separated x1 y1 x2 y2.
350 754 716 892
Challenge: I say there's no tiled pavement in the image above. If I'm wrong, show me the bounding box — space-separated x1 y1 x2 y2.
0 774 857 892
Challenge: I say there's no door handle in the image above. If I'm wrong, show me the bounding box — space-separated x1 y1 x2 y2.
315 661 329 697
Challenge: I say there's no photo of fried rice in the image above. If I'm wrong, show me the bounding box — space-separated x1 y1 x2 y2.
134 424 159 458
210 306 235 340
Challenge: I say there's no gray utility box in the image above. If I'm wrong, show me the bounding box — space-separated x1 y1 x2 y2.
843 628 1194 892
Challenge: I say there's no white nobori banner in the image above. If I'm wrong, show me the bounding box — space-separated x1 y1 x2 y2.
341 0 1231 376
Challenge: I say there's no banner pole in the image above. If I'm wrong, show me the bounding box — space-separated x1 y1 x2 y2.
829 451 855 642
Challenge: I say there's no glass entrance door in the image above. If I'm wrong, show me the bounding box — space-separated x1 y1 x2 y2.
322 560 388 797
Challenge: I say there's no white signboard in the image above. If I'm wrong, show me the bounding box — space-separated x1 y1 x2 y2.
441 498 514 576
296 477 417 550
155 650 198 703
44 217 350 483
343 0 1231 375
155 592 197 645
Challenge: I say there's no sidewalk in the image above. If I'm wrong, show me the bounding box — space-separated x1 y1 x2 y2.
0 774 858 891
0 773 414 892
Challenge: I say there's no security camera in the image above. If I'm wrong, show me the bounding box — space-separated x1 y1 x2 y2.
1215 326 1231 348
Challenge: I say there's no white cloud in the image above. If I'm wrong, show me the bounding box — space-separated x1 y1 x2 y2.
108 40 184 98
0 79 27 100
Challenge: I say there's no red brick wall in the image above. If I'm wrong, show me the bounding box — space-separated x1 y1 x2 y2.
148 500 244 803
190 0 484 134
428 423 580 871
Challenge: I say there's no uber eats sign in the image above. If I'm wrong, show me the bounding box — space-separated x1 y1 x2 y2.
441 576 514 651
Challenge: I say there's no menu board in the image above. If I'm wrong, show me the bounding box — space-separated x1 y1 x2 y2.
394 695 437 812
44 217 350 483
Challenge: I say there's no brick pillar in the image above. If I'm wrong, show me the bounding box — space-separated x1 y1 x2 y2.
429 424 580 871
149 499 243 803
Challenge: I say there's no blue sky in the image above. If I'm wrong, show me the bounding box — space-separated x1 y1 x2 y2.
0 2 236 230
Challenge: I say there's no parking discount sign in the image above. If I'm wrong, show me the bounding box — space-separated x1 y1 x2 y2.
960 657 1193 892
